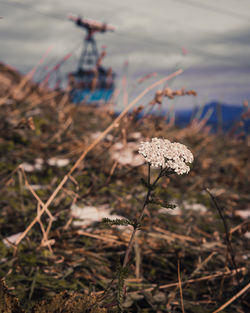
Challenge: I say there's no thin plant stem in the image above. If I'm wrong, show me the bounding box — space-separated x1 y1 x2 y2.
147 162 151 186
178 258 185 313
206 188 240 285
123 165 164 268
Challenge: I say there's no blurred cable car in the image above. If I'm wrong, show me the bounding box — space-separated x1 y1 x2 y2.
68 15 116 104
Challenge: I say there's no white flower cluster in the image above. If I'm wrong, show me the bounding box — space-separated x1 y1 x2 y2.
138 138 194 175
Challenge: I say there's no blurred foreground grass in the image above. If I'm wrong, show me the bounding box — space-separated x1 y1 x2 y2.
0 63 249 312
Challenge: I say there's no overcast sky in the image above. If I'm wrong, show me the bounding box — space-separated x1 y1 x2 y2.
1 0 250 108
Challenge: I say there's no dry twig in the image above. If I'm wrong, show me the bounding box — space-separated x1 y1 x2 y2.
212 282 250 313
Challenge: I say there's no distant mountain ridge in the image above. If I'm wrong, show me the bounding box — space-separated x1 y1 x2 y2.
175 101 249 133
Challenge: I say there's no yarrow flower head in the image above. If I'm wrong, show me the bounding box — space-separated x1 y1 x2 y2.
138 137 194 175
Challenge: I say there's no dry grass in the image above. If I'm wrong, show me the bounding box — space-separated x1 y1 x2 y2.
0 63 249 312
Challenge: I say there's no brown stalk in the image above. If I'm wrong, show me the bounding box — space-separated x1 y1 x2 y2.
212 282 250 313
177 258 185 313
106 160 118 184
18 166 55 252
94 267 246 296
128 267 246 295
19 166 54 220
189 251 217 278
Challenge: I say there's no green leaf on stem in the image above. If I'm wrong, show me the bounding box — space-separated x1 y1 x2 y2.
102 218 136 228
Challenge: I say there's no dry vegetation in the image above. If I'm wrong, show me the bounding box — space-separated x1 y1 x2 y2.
0 63 249 312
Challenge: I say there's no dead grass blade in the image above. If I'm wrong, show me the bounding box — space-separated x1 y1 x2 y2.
127 267 246 294
212 282 250 313
177 258 185 313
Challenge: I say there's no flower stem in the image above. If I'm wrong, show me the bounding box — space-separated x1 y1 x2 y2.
122 165 163 268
